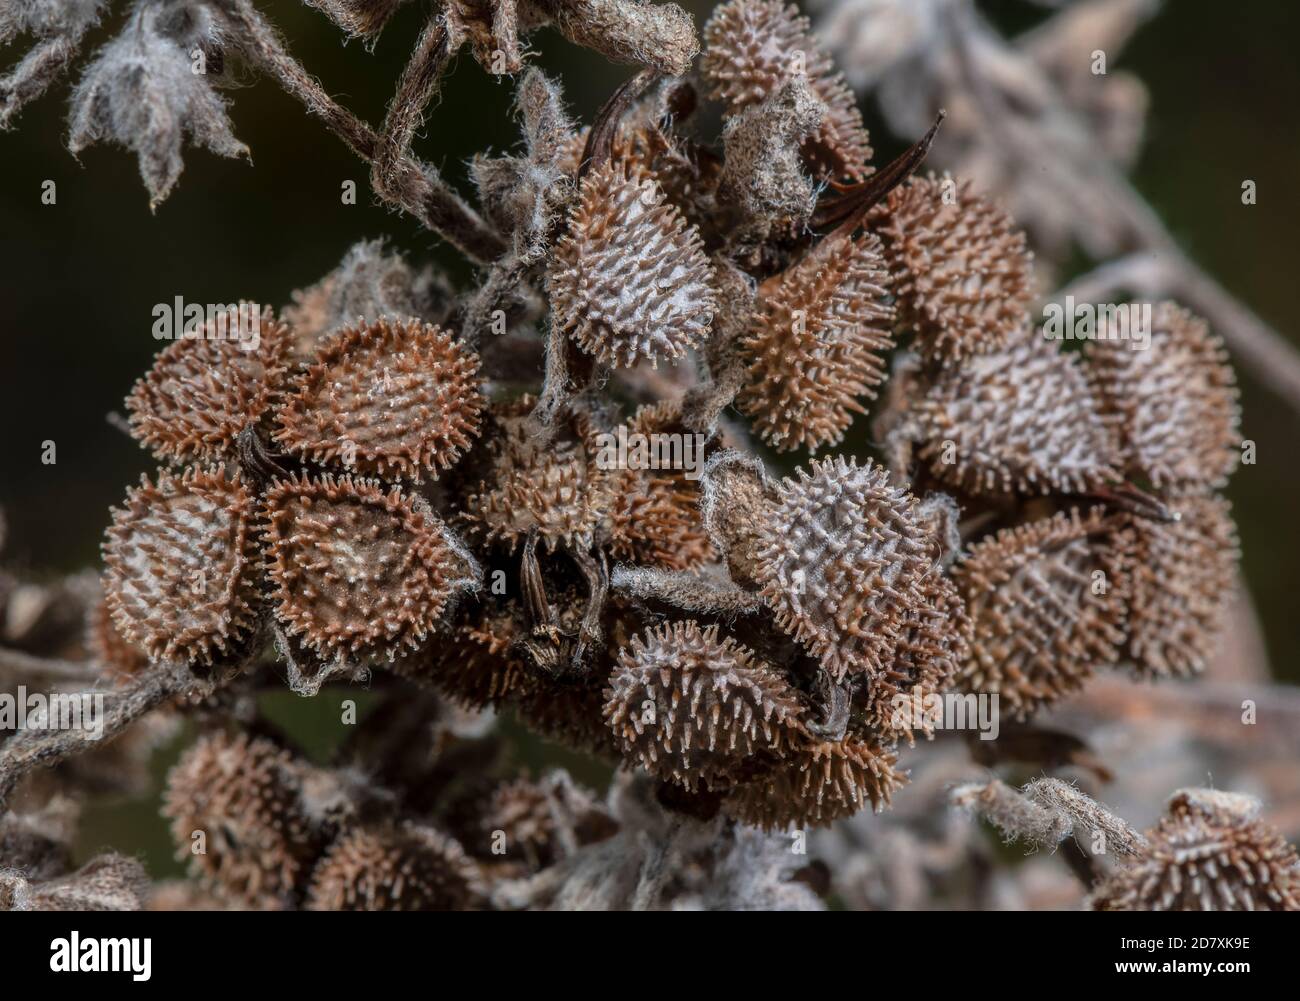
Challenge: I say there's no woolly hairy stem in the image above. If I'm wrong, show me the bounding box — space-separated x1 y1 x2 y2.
217 0 505 264
1023 778 1147 858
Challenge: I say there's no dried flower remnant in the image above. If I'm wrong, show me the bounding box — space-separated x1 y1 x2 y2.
871 175 1033 366
102 466 260 667
548 159 716 369
262 474 477 663
125 307 292 467
737 233 894 452
1088 302 1240 493
306 823 482 911
701 0 872 180
699 449 778 589
1091 789 1300 911
953 507 1131 719
274 317 484 483
603 621 805 791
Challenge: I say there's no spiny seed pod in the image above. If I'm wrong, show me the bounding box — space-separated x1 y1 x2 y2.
273 317 483 483
754 456 939 681
1123 495 1239 679
474 775 616 870
85 586 149 679
1088 302 1240 493
603 621 805 791
871 176 1033 364
263 474 474 662
394 602 530 709
547 159 716 369
462 396 608 552
125 305 292 465
306 824 482 911
102 467 260 667
726 736 904 830
163 732 319 907
738 233 895 452
1091 789 1300 911
701 0 872 180
953 507 1132 719
913 335 1121 496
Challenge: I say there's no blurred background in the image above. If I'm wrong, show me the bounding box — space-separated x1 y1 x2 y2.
2 0 1297 874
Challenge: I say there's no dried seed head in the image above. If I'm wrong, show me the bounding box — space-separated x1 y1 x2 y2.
913 335 1121 496
1088 302 1240 493
307 823 482 911
872 176 1033 364
163 732 320 907
1123 495 1239 678
954 507 1132 719
274 316 484 483
603 621 805 791
125 305 291 465
754 456 939 681
699 449 778 588
701 0 872 180
102 466 260 666
726 735 904 830
1091 789 1300 911
738 233 895 452
548 159 716 369
263 474 475 662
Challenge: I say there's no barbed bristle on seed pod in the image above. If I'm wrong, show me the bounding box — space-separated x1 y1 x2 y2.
547 159 716 369
306 823 483 911
738 233 894 452
701 0 872 180
86 585 150 679
603 620 805 791
273 317 483 483
870 176 1033 365
125 305 291 465
753 456 939 681
163 732 320 908
102 466 260 667
263 474 475 662
1091 789 1300 911
913 335 1121 496
1088 302 1240 493
953 507 1132 719
726 735 904 830
1122 495 1239 679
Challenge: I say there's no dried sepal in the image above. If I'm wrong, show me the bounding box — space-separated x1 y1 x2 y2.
603 621 805 791
263 474 478 662
102 466 260 667
738 233 895 452
701 0 871 180
274 316 484 483
871 175 1033 365
954 507 1132 719
548 159 716 369
1088 302 1240 493
303 0 404 39
126 305 292 466
0 0 107 129
532 0 700 77
698 449 777 589
1091 789 1300 911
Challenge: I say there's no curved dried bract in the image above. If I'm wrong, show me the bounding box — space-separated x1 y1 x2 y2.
726 735 904 830
306 823 482 911
125 305 291 465
954 507 1131 719
738 233 894 452
753 456 938 681
163 732 319 908
701 0 872 180
1092 789 1300 911
263 474 475 662
102 467 260 667
1123 495 1239 679
274 316 484 483
1088 302 1240 493
698 449 778 588
547 159 716 369
871 176 1033 365
913 335 1121 496
603 620 805 791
